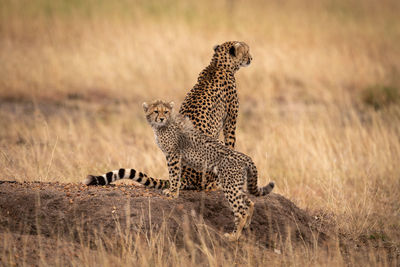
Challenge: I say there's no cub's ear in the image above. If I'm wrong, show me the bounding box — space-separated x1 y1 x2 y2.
142 102 149 112
169 101 175 108
213 44 220 52
229 42 242 57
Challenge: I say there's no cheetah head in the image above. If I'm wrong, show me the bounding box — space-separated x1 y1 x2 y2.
143 100 174 128
212 41 252 71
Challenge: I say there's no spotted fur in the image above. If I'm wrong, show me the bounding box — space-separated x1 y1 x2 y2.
84 41 252 190
144 100 274 241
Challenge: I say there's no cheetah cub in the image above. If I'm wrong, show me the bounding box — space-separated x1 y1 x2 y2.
143 100 275 241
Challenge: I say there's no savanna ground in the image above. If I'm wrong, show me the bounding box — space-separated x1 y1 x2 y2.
0 0 400 265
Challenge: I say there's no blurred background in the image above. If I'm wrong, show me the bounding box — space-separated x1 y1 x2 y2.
1 0 399 242
1 0 399 102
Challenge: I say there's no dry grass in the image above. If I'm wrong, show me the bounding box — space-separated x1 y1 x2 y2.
1 0 400 265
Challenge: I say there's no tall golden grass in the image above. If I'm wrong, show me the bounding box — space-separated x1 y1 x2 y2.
1 0 400 265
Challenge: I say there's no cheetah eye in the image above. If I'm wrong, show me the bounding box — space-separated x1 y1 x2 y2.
154 110 159 114
164 111 169 114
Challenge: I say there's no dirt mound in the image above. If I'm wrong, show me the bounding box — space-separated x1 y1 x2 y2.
0 181 330 262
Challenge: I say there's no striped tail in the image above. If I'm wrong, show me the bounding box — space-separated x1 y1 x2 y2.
83 168 170 189
246 160 275 197
250 181 275 197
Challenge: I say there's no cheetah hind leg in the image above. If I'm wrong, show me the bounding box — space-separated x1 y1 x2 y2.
224 200 254 241
224 214 248 242
244 200 254 230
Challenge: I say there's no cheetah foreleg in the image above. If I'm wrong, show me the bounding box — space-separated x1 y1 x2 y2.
164 153 182 198
223 105 238 150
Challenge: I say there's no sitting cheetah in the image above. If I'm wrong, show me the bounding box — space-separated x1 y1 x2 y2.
143 100 275 241
84 41 253 190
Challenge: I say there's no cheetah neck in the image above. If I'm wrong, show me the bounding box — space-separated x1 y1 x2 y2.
210 58 240 73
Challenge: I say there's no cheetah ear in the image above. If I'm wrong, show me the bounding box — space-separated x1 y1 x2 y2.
213 44 220 52
142 102 149 112
169 101 175 109
229 42 242 57
229 46 236 57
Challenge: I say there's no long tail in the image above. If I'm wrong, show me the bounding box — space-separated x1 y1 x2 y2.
83 168 170 189
246 160 275 197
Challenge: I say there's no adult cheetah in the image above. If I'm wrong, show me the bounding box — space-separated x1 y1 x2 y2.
84 41 252 190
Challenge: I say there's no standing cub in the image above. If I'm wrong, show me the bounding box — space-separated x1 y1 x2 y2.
143 100 274 241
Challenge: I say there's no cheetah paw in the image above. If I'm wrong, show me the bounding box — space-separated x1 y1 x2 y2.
162 189 179 199
204 187 219 192
224 232 239 242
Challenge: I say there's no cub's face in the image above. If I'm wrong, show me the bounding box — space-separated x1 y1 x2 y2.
143 100 174 127
212 41 252 69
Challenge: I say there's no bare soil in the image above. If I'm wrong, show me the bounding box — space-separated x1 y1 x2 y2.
0 181 331 265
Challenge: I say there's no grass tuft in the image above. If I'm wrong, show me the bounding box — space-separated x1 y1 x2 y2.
362 85 400 110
